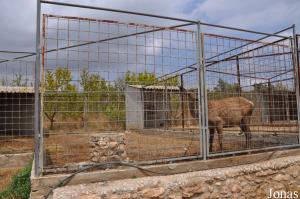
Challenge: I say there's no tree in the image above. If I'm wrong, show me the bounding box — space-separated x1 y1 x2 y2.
124 71 156 86
79 68 111 127
12 74 27 87
213 78 239 93
123 71 179 87
44 67 76 130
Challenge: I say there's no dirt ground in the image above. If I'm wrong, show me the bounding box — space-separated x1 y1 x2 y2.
0 138 33 154
1 124 299 169
0 167 22 192
44 126 298 168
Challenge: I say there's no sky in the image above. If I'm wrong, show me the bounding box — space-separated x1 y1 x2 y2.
0 0 299 53
0 0 298 89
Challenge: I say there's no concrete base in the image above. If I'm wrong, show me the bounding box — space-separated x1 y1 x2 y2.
30 148 300 199
53 154 300 199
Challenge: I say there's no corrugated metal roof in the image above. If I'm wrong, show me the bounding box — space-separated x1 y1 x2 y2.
128 85 180 90
0 86 34 93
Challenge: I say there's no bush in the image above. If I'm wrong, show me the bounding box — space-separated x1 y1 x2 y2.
0 164 32 199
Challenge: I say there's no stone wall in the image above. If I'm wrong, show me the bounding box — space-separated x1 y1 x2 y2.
90 133 127 163
53 154 300 199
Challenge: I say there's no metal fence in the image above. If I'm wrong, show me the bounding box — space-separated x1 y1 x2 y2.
31 1 300 176
0 51 35 154
202 31 299 157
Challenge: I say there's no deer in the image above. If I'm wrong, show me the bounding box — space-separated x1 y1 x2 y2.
187 92 254 152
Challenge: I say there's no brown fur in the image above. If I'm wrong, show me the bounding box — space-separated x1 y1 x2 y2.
187 93 254 151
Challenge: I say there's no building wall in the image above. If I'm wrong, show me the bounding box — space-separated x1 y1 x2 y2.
125 86 144 130
0 93 34 136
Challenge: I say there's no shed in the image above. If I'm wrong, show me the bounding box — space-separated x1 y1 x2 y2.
125 85 180 130
0 86 34 136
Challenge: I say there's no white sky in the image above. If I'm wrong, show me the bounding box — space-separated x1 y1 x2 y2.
0 0 299 52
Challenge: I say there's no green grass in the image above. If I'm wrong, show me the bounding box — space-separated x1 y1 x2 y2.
0 164 31 199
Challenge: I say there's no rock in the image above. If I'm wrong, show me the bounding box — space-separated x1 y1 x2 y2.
108 193 131 199
168 193 182 199
231 184 241 193
215 182 221 186
97 140 106 146
210 192 219 199
274 174 290 181
220 186 229 194
255 169 277 177
109 141 118 148
77 194 101 199
110 155 121 161
214 175 226 181
100 157 107 162
284 165 299 178
119 144 125 152
93 152 99 157
208 186 214 193
91 157 99 162
141 187 165 198
196 192 209 199
90 133 127 163
254 178 263 184
273 182 285 190
182 184 204 197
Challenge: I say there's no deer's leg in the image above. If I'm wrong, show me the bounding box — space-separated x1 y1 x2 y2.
245 117 252 149
209 127 215 152
240 118 247 147
240 118 246 134
241 117 252 149
216 122 223 152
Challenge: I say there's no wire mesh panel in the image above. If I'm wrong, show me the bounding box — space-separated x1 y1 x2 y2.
202 32 299 156
0 53 35 154
36 2 300 175
42 14 202 169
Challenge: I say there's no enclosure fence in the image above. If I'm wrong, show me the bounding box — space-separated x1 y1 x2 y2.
23 0 300 176
0 51 35 154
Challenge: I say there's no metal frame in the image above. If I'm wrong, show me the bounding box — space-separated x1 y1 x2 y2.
34 0 300 176
202 25 300 158
292 28 300 145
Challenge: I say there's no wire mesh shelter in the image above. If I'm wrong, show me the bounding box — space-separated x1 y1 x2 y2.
0 0 295 176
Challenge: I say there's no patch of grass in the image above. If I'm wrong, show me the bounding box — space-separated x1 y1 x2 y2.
0 163 31 199
0 167 22 192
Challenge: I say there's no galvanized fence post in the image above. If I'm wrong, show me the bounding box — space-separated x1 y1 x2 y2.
34 0 42 176
196 21 208 160
292 25 300 144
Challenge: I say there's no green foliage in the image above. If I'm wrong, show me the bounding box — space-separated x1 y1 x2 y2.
0 78 5 86
213 78 239 92
124 71 179 87
45 67 75 91
12 74 27 87
80 68 108 92
162 76 180 86
124 71 156 85
0 164 32 199
44 66 77 129
208 78 240 99
80 68 110 112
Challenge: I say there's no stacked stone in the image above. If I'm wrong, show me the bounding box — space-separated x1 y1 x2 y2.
90 133 127 163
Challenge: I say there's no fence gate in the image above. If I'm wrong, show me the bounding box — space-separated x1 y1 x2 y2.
201 27 300 157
